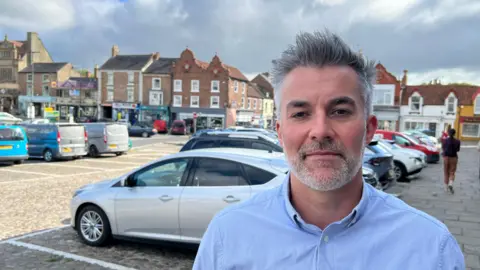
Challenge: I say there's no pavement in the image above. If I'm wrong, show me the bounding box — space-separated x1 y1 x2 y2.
0 137 479 269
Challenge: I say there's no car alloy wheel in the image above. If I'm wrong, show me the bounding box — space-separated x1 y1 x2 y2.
394 165 402 180
76 205 111 246
44 149 53 162
142 132 148 138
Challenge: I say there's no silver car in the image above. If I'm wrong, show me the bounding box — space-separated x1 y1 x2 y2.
70 148 288 246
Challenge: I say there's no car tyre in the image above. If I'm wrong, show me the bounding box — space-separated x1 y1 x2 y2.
89 145 99 158
76 205 112 247
142 132 149 138
394 161 408 182
13 160 24 165
115 152 123 156
43 149 53 162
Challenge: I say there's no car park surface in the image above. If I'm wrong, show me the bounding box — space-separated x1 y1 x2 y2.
1 135 480 269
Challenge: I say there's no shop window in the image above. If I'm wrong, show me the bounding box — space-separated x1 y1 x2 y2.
210 96 220 108
462 123 480 137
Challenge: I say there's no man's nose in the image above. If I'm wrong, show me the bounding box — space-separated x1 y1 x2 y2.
309 112 335 141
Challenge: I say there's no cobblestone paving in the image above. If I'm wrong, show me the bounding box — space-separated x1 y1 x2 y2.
401 148 480 269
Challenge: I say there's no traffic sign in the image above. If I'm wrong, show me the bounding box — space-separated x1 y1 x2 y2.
193 112 197 119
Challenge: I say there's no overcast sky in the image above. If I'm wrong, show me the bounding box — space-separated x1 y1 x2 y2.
1 0 479 85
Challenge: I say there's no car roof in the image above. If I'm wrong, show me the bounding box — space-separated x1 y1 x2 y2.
199 131 276 141
161 148 288 173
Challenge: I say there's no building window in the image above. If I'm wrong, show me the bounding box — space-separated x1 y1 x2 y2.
107 72 113 85
410 96 421 112
152 78 161 90
241 97 245 109
446 96 456 113
0 68 13 81
127 88 134 102
27 85 32 96
372 85 394 106
27 74 33 81
42 74 49 82
404 121 425 130
234 81 238 92
128 72 134 84
462 123 480 137
191 96 199 107
174 80 182 92
475 96 480 115
42 86 49 96
173 95 182 107
149 91 163 106
242 82 246 94
211 80 220 92
107 89 114 101
210 96 220 108
253 99 257 109
247 98 251 109
231 101 237 108
191 80 200 92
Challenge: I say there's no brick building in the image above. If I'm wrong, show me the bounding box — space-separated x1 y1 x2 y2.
251 72 275 128
97 45 158 122
373 63 402 131
0 32 53 114
170 48 250 129
17 62 80 117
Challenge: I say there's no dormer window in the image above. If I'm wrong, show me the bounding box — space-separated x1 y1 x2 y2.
445 92 457 114
409 93 422 112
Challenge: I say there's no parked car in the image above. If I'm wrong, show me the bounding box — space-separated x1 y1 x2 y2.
403 130 439 149
70 148 289 246
227 127 278 139
375 139 424 181
363 140 396 189
170 120 188 135
375 130 440 163
380 139 427 166
0 112 23 124
83 123 129 157
20 123 88 162
180 131 283 153
128 124 157 138
362 166 381 190
0 125 29 165
152 120 168 134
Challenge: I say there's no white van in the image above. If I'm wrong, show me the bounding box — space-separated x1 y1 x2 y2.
83 123 129 157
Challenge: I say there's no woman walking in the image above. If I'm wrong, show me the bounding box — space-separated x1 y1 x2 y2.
442 128 461 194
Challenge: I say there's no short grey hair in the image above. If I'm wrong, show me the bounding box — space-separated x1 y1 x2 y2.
271 29 377 121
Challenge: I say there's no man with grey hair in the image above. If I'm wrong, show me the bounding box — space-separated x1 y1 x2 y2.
193 30 464 269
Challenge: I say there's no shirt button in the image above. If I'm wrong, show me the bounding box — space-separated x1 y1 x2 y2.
324 235 329 243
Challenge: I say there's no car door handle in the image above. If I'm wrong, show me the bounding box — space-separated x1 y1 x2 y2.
223 195 240 203
159 195 173 202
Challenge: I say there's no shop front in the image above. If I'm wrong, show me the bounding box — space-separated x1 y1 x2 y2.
55 97 97 121
458 116 480 141
138 105 170 124
18 95 56 119
171 107 225 131
235 109 254 126
0 86 19 114
373 105 400 131
112 102 139 124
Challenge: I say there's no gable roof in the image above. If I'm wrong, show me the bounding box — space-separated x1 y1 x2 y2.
401 85 480 106
144 58 178 74
247 83 265 99
19 62 68 73
251 73 274 97
225 65 249 81
100 54 153 70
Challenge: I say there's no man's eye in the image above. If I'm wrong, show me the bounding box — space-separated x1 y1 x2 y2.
291 112 308 118
331 109 352 116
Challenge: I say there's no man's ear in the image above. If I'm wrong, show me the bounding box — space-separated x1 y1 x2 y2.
276 120 283 147
365 115 378 144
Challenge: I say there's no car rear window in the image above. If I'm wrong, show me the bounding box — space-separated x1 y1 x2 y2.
0 128 25 141
173 122 185 128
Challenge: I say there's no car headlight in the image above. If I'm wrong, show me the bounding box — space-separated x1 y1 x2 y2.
72 189 85 198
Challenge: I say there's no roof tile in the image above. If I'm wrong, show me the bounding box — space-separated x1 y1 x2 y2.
402 85 480 106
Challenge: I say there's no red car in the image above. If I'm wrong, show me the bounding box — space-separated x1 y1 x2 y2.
170 120 188 135
375 130 440 163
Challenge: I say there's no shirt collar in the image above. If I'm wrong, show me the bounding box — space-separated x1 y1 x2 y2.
281 171 371 229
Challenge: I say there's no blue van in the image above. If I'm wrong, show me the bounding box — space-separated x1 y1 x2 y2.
21 123 88 162
0 125 29 165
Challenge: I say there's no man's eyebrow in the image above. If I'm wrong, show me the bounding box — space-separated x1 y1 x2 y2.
328 96 356 106
286 100 311 110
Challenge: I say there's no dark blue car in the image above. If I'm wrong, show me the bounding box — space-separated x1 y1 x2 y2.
363 140 396 190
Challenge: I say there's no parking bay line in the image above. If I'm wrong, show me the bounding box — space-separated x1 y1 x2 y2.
0 168 136 185
20 163 109 171
77 159 145 165
0 168 55 177
1 225 70 242
4 240 137 270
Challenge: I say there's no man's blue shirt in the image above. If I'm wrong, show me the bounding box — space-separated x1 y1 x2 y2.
193 173 464 270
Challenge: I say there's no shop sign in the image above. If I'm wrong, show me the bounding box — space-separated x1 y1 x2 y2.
113 102 137 109
460 116 480 123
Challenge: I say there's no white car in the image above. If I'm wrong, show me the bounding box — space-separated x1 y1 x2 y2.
376 140 425 181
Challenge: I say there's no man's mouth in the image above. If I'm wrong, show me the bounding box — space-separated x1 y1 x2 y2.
302 150 344 160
